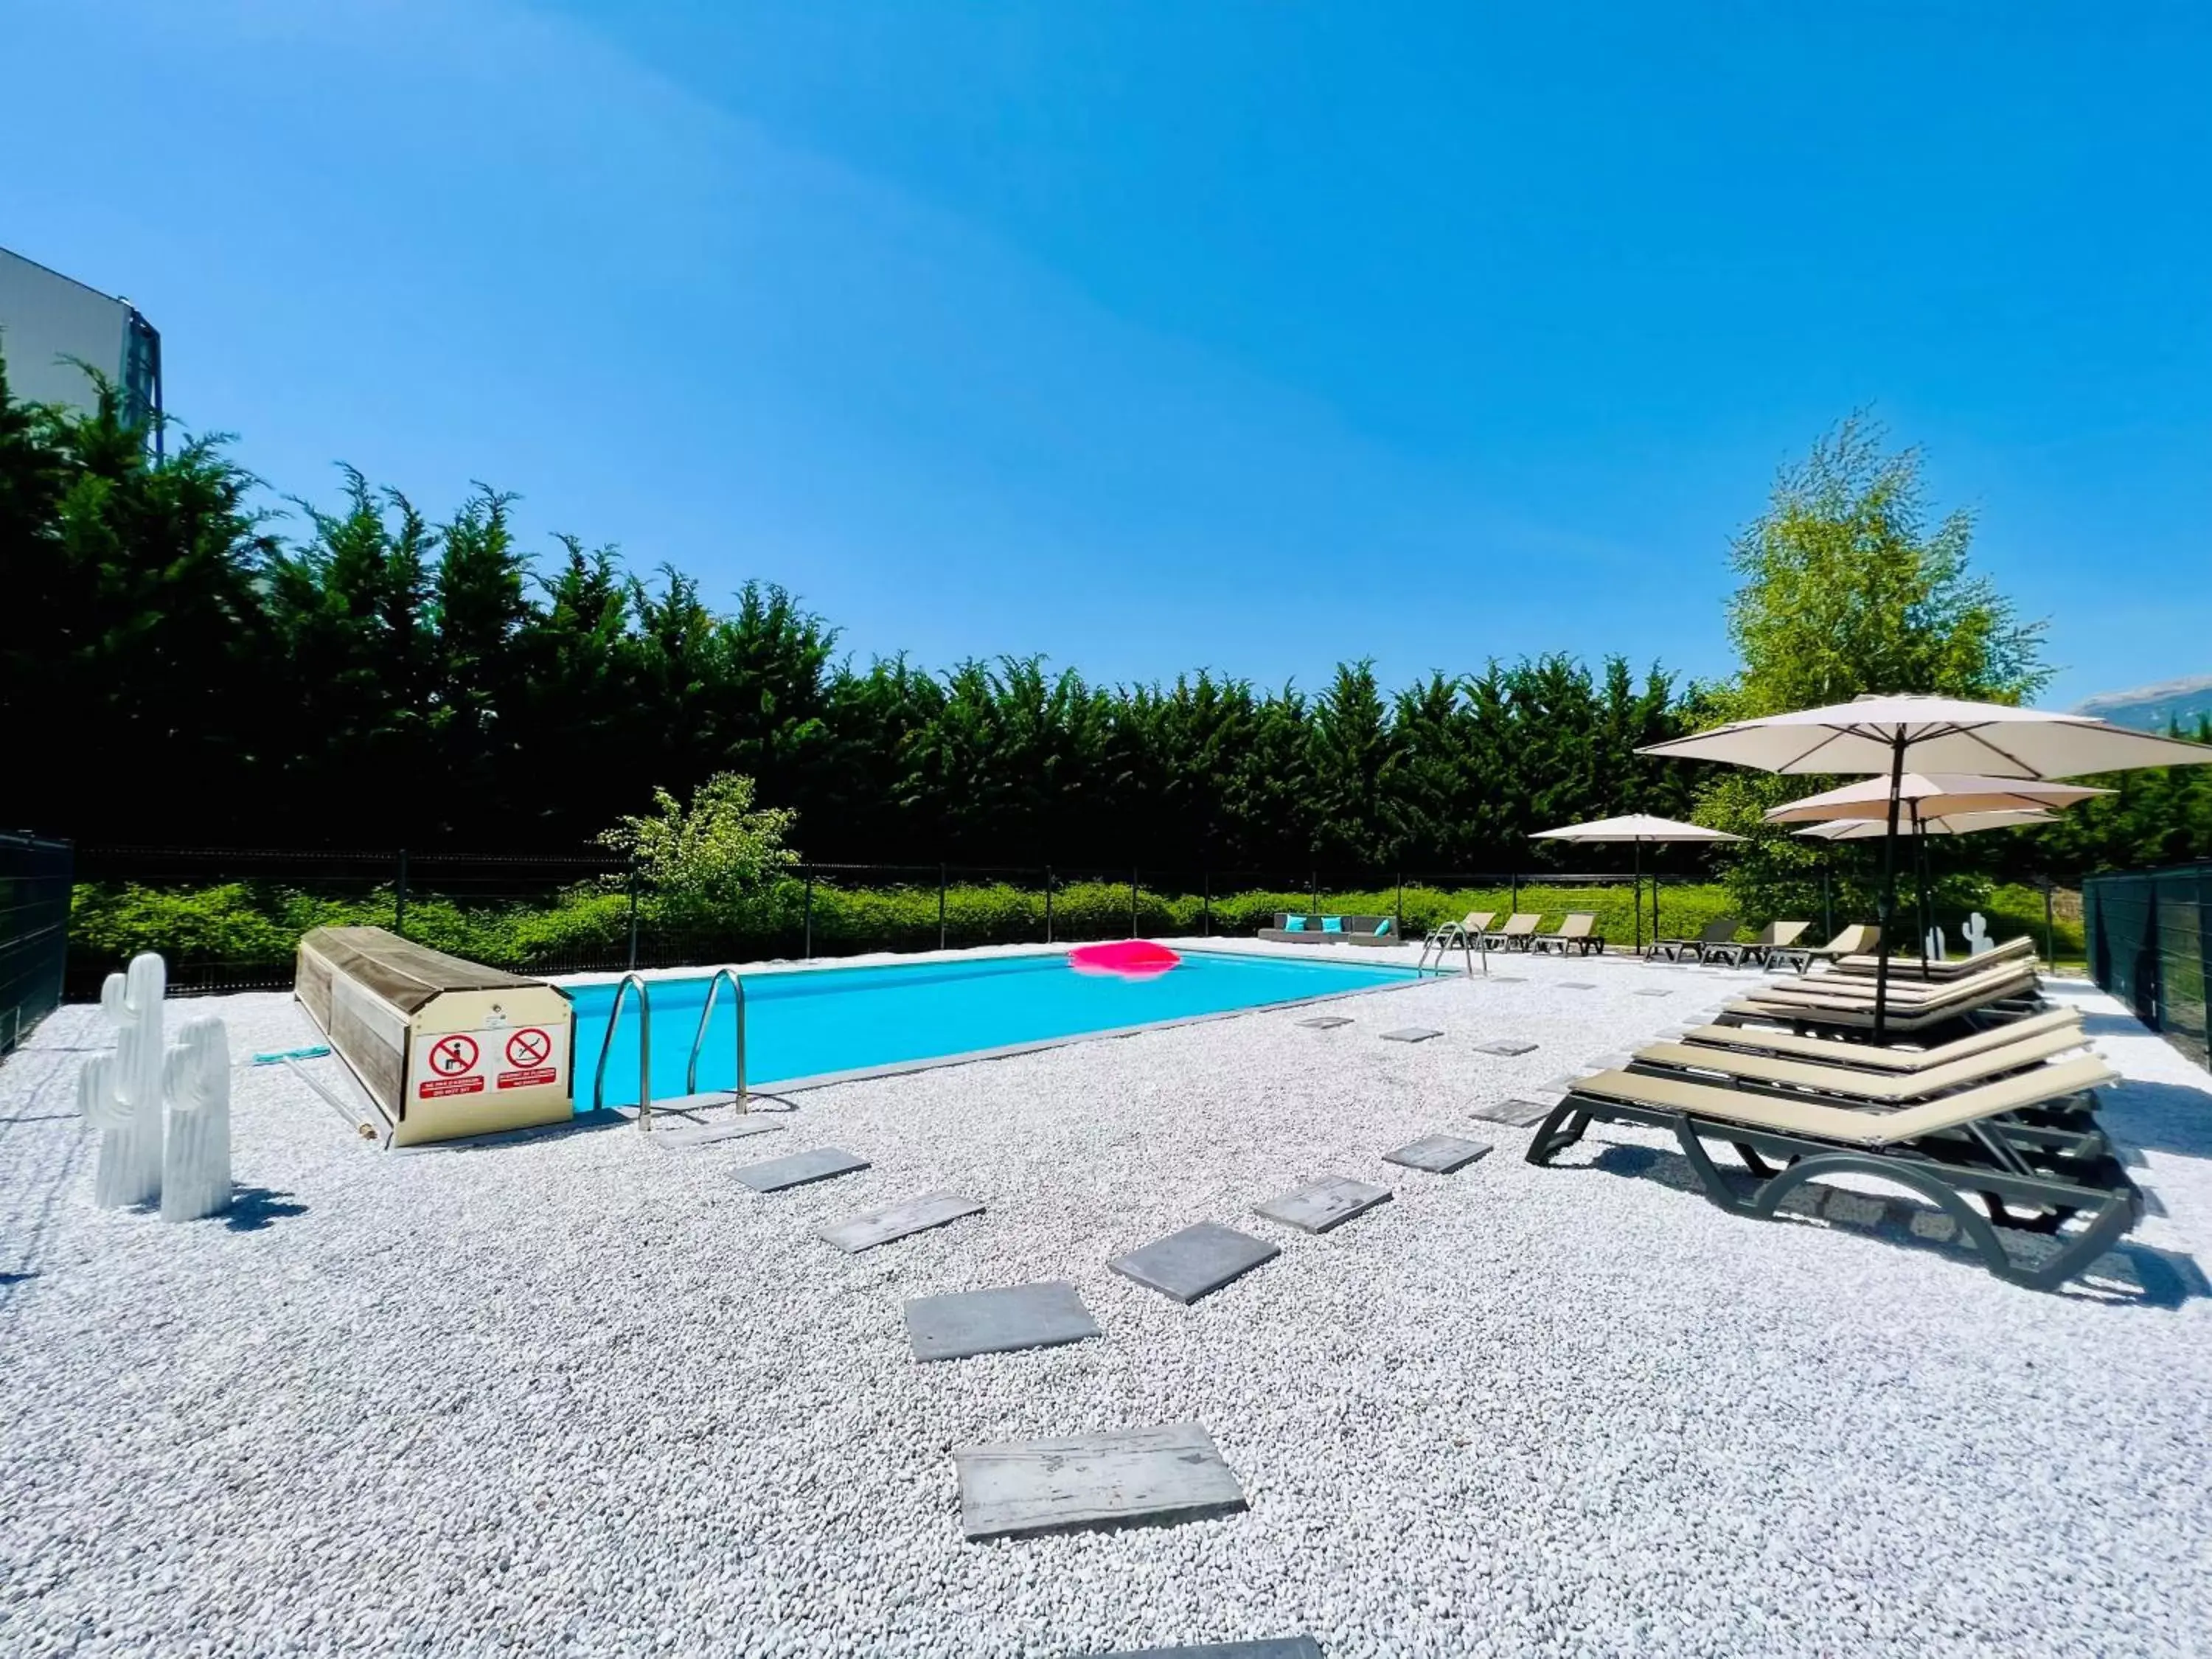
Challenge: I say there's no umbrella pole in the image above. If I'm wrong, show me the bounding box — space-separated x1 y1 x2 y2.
1633 838 1643 952
1916 806 1932 973
1874 737 1905 1043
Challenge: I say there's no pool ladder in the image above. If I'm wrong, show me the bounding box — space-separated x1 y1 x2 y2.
591 970 750 1132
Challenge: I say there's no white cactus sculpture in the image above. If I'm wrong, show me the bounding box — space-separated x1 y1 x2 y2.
80 953 167 1209
1924 925 1948 961
162 1017 233 1222
1964 911 1993 956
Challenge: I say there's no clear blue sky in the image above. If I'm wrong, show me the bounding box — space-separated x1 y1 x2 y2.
8 1 2208 708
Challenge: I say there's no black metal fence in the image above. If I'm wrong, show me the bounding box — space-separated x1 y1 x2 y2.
64 845 1733 997
2085 861 2212 1071
1 833 72 1052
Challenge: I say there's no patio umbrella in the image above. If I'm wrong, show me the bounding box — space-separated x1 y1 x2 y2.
1795 810 2061 966
1640 693 2212 1038
1528 813 1744 950
1761 772 2110 824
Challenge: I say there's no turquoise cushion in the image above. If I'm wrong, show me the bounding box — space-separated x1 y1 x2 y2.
1374 918 1392 936
1284 916 1307 931
1321 917 1343 933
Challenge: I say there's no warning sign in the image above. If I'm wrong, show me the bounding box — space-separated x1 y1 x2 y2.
416 1023 566 1102
495 1025 565 1091
427 1034 479 1077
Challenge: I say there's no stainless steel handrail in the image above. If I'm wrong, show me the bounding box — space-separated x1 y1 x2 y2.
686 967 748 1114
591 973 655 1130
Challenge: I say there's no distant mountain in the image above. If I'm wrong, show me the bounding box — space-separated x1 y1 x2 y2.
2076 675 2212 736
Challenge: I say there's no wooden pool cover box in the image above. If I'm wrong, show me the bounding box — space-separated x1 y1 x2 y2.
295 926 574 1147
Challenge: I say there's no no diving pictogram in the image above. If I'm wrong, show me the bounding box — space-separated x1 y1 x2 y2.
505 1028 552 1069
428 1034 479 1077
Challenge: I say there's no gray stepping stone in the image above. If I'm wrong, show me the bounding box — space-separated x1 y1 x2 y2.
1385 1134 1493 1174
1254 1175 1392 1235
1487 975 1526 983
1107 1646 1321 1659
818 1190 983 1253
954 1421 1247 1541
1295 1015 1353 1029
1109 1222 1280 1304
734 1145 870 1192
1635 987 1675 998
1380 1026 1442 1043
1558 981 1597 990
905 1280 1100 1362
1470 1097 1557 1127
653 1118 785 1151
1475 1038 1539 1056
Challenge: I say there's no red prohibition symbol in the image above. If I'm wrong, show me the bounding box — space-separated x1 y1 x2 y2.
428 1034 479 1077
505 1028 552 1069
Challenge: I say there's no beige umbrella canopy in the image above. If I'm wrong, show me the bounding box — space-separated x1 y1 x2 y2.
1530 814 1742 949
1640 694 2212 778
1793 809 2059 840
1763 773 2109 825
1640 694 2212 1037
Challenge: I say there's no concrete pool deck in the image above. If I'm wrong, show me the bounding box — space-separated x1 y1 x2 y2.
4 944 2210 1655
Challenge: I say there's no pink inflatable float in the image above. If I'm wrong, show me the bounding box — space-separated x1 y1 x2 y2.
1068 940 1182 979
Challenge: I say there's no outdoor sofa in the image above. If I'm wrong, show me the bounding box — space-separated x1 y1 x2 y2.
1258 913 1400 947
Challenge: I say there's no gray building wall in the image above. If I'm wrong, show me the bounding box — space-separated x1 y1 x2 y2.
0 245 161 427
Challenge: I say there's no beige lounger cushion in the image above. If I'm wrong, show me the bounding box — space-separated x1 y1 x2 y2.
1722 981 2039 1032
1571 1054 2116 1147
1834 935 2037 979
1678 1007 2081 1072
1750 961 2038 1007
1495 914 1540 936
1634 1023 2089 1104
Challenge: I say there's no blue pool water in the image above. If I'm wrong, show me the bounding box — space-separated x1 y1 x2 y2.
567 949 1417 1106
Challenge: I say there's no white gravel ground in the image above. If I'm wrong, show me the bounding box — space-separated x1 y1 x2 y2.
4 943 2211 1658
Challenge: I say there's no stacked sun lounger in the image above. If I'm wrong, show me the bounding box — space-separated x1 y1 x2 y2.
1720 950 2045 1037
1524 1002 2141 1290
1530 912 1605 956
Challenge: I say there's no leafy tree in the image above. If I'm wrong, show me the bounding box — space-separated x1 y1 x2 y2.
1697 416 2053 917
597 771 798 919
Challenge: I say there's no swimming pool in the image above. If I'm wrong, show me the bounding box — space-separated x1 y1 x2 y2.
566 949 1419 1106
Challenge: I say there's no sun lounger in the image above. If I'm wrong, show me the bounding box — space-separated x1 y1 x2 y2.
1530 912 1604 956
1833 934 2037 980
1629 1023 2092 1107
1483 913 1542 952
1703 920 1810 969
1769 924 1879 974
1677 1007 2083 1074
1721 968 2044 1037
1646 917 1738 962
1526 1055 2140 1290
1748 956 2039 1008
1424 911 1495 951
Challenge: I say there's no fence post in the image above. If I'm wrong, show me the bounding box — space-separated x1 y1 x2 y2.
939 863 947 952
1045 866 1054 944
1822 859 1832 940
1394 872 1403 936
2043 877 2056 965
625 857 640 971
1130 866 1139 937
1310 868 1319 913
1203 868 1211 937
394 848 409 939
1510 871 1519 913
804 868 815 961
